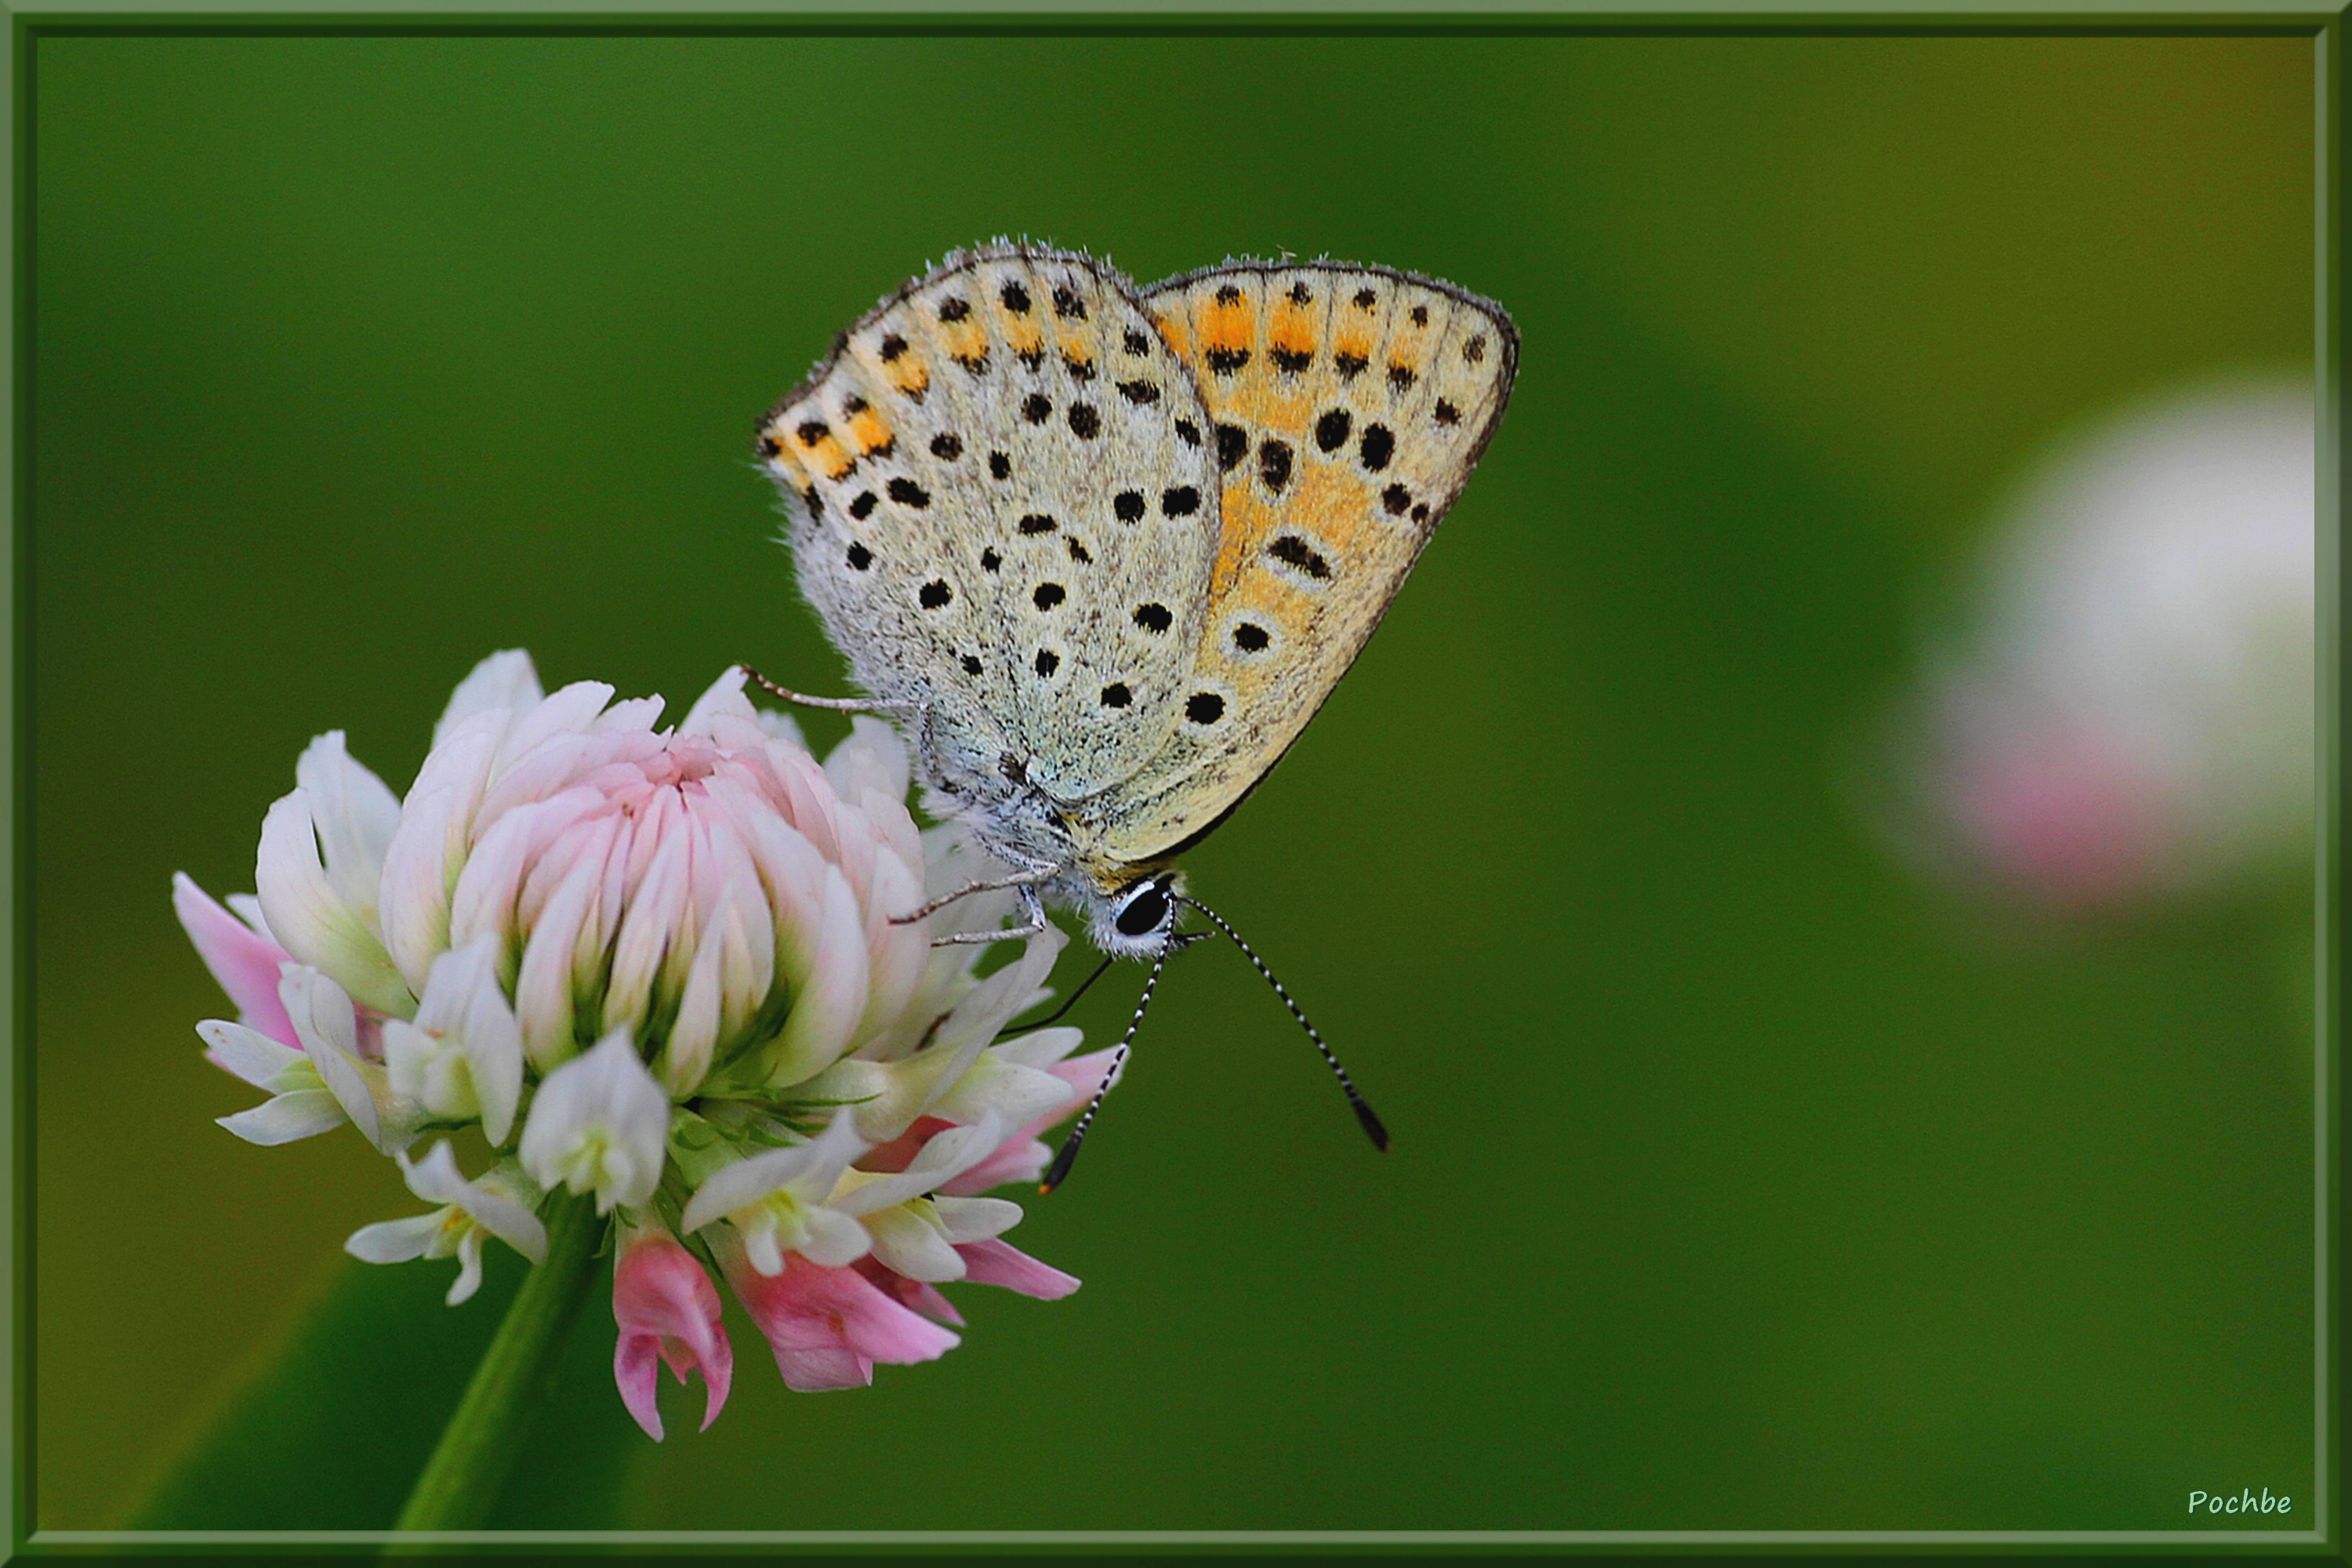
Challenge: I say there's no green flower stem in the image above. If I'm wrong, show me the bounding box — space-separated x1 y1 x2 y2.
390 1189 606 1538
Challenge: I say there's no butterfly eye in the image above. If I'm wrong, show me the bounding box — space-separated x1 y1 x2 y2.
1113 880 1173 938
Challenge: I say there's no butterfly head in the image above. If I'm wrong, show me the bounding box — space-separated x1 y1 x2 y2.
1091 870 1183 959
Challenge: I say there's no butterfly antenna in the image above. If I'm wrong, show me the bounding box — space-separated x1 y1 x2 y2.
1011 952 1116 1032
1040 944 1177 1194
1175 895 1389 1153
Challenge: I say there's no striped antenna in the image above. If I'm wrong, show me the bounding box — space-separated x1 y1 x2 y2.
1177 895 1388 1152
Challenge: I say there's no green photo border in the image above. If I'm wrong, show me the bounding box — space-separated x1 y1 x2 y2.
2 5 2339 1556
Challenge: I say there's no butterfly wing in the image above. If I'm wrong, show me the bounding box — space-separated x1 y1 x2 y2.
760 245 1223 809
1094 260 1518 862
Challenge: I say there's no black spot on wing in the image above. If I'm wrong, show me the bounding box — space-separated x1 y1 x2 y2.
1215 424 1248 473
1269 534 1331 580
1258 439 1294 494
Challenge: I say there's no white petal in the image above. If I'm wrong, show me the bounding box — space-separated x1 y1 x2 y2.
513 849 601 1073
679 1107 867 1235
379 1019 448 1109
832 931 1062 1140
798 1205 873 1268
434 650 543 750
225 893 277 944
399 1142 550 1263
196 1018 304 1089
931 1058 1076 1130
345 1211 445 1264
741 1222 787 1277
378 785 461 995
255 793 412 1016
602 809 691 1034
679 1144 817 1236
862 1206 966 1283
448 1228 487 1305
786 1058 899 1143
217 1090 347 1145
855 842 928 1046
931 926 1065 1065
596 695 666 735
681 667 756 738
760 865 870 1089
398 1140 470 1201
932 1195 1022 1243
825 716 911 809
279 966 384 1150
495 680 617 775
753 706 808 750
293 731 401 923
660 911 728 1097
517 1029 670 1213
989 1025 1086 1069
416 935 525 1145
832 1114 1001 1217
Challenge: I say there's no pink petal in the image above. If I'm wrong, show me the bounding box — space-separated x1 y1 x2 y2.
727 1253 960 1384
173 873 299 1048
614 1332 667 1440
612 1226 733 1439
853 1257 967 1327
938 1048 1121 1196
955 1237 1080 1300
857 1116 953 1174
773 1348 873 1392
939 1138 1051 1196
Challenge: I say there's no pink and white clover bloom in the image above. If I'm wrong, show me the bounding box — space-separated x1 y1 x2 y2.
177 651 1097 1439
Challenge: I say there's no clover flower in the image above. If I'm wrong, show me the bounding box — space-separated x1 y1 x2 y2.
1886 379 2314 908
176 652 1112 1439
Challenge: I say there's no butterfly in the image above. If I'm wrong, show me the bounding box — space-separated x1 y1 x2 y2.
754 242 1516 1182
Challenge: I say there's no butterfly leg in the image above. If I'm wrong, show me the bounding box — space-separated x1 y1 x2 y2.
927 884 1051 947
737 665 918 716
891 863 1064 927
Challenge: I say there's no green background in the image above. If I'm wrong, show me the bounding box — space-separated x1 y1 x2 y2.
28 31 2317 1533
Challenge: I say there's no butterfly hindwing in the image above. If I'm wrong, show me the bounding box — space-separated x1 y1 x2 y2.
760 245 1222 808
1094 261 1519 862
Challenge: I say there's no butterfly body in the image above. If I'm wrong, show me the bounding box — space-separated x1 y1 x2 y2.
759 243 1515 959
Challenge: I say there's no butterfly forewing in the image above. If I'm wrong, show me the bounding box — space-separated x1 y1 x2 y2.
760 245 1221 808
1098 261 1518 862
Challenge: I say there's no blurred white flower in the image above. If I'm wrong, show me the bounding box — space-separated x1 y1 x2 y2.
1892 377 2314 908
176 651 1113 1436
